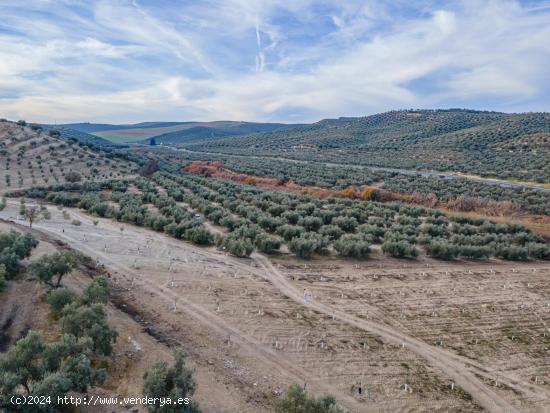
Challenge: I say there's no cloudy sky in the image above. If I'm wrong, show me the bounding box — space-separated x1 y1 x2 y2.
1 0 549 124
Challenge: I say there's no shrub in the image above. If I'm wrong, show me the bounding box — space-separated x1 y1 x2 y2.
288 236 318 259
277 224 304 241
381 240 418 258
496 245 528 261
184 226 213 245
46 287 75 315
319 225 344 241
254 233 281 253
425 241 458 260
527 243 550 260
274 384 343 413
218 235 254 257
81 277 109 305
334 234 371 258
64 171 82 183
332 216 358 232
61 303 118 356
30 251 75 287
0 264 6 292
142 351 201 413
457 245 491 259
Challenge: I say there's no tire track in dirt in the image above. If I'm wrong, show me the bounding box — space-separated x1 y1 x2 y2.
252 254 529 413
15 207 366 413
7 202 545 412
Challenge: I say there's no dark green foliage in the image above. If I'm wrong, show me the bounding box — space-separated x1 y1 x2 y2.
382 240 418 258
188 110 550 182
60 303 117 356
30 251 75 287
333 234 371 258
425 240 458 260
184 226 213 245
288 236 318 259
217 235 254 257
0 264 6 292
254 233 281 253
274 384 344 413
0 231 39 279
0 331 105 411
142 351 201 413
80 276 110 305
527 243 550 260
319 225 344 240
496 245 528 261
46 288 75 315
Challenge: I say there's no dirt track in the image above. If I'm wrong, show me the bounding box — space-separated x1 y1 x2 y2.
3 200 550 412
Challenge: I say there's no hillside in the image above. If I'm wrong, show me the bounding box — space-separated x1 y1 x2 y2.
139 121 300 145
186 109 550 182
64 121 299 143
0 120 138 192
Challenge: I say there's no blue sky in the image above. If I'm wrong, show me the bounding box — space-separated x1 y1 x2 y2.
1 0 549 123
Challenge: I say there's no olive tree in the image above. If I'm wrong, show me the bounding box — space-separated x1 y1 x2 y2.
30 251 75 287
142 351 201 413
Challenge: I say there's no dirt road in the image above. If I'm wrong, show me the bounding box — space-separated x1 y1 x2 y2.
4 200 547 412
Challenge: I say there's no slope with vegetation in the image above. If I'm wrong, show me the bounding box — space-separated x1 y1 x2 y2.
187 109 550 182
0 119 139 192
60 121 299 144
18 172 550 261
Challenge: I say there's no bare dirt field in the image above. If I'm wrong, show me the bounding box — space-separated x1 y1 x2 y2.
2 201 549 412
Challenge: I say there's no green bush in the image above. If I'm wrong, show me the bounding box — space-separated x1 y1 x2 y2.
334 234 371 258
288 236 318 259
381 240 418 258
274 384 343 413
46 288 75 315
254 233 281 253
142 351 201 413
425 240 458 260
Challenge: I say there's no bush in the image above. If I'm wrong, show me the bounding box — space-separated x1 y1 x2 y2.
184 226 213 245
457 245 491 259
254 233 281 253
425 241 458 260
0 264 6 292
381 240 418 258
496 245 528 261
527 243 550 260
319 225 344 241
334 234 371 258
0 331 106 409
46 287 75 315
274 384 343 413
288 236 318 259
30 251 75 287
81 276 109 305
277 224 304 241
61 303 118 356
218 235 254 257
142 351 201 413
64 171 82 183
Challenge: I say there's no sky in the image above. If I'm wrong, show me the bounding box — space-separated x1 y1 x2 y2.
0 0 550 124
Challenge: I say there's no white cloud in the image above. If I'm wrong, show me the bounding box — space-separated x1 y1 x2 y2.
0 0 549 123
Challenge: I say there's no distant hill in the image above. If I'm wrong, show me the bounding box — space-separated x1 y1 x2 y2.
60 122 189 134
141 122 301 145
41 125 119 148
187 109 550 182
58 121 300 143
